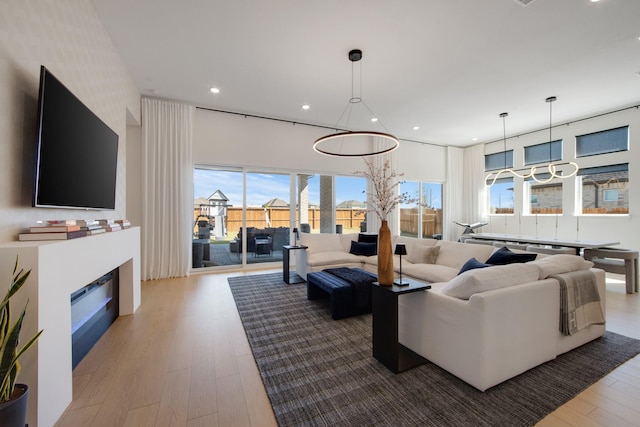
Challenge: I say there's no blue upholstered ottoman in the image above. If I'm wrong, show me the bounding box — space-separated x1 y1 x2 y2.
307 268 377 320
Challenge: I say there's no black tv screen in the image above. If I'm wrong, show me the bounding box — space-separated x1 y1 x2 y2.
34 66 119 210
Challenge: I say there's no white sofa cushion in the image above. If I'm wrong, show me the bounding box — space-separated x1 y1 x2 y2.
395 236 438 250
306 251 363 268
402 263 459 283
436 240 495 270
299 232 344 254
440 263 541 300
407 245 440 264
528 254 594 280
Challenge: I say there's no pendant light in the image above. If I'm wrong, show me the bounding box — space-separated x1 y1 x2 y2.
485 96 579 186
313 49 399 157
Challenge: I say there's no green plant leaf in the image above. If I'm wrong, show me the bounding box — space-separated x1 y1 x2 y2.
0 257 42 402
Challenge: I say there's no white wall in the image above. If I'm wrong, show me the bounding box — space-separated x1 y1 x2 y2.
126 125 143 228
193 108 447 193
0 0 140 243
481 106 639 250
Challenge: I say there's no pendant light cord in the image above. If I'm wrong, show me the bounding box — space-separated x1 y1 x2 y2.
501 112 508 168
546 96 557 162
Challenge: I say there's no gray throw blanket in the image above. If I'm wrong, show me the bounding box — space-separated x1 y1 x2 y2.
552 270 605 336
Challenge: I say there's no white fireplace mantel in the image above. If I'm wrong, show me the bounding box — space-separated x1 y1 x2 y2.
0 227 141 427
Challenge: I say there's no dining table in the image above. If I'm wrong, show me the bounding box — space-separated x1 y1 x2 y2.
469 232 620 255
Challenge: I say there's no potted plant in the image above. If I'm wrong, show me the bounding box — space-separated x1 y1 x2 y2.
0 257 43 427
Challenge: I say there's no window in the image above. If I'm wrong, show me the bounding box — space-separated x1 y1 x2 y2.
485 150 513 171
524 140 562 165
576 126 628 157
420 182 443 239
488 177 514 214
399 181 443 238
579 163 629 214
335 175 366 234
525 174 563 214
603 190 618 202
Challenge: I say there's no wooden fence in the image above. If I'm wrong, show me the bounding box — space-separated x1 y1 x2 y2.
194 206 443 237
399 208 443 238
224 208 366 234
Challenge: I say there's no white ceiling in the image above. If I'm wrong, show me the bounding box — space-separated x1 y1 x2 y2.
91 0 640 147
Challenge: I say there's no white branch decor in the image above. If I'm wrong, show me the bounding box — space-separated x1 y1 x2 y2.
354 157 413 222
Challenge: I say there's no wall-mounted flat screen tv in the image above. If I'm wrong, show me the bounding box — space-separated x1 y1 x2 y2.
34 66 119 210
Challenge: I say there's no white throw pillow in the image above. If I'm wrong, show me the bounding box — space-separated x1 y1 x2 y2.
528 254 594 279
407 245 440 264
440 263 540 300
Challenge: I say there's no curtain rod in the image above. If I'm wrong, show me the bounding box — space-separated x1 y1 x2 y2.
195 105 445 148
483 104 640 146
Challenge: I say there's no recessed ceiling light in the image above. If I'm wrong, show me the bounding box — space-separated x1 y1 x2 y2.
370 117 378 122
210 87 220 94
472 137 479 142
413 126 420 131
302 104 310 110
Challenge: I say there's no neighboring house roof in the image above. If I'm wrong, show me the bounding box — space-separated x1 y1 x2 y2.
337 199 366 209
263 198 289 208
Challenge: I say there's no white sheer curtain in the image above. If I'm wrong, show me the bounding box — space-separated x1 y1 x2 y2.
462 144 488 231
444 146 464 241
141 98 194 280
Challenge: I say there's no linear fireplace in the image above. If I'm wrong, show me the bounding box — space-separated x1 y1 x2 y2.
70 269 119 368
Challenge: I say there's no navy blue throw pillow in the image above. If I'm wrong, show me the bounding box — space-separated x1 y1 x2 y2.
358 233 378 254
350 241 377 256
486 246 537 265
358 233 378 243
458 257 491 274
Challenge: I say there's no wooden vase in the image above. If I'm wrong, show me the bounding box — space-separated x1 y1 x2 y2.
377 220 394 286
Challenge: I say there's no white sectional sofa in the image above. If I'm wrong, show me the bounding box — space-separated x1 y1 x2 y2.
296 232 606 391
296 232 498 283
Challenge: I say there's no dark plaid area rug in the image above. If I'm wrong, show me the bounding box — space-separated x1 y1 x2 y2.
229 273 640 427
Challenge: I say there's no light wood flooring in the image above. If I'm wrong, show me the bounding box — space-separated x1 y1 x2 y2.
54 270 640 427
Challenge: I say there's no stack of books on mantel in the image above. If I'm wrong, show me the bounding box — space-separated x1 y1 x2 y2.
19 220 87 241
115 219 131 229
18 219 133 241
77 220 106 236
98 219 121 232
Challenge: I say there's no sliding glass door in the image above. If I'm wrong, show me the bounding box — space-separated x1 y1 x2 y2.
245 171 291 264
193 168 243 268
193 167 293 269
194 166 444 270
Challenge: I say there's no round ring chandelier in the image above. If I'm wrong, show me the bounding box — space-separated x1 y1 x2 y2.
313 49 399 157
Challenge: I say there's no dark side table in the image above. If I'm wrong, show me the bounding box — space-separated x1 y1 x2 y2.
372 280 431 373
282 245 307 284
